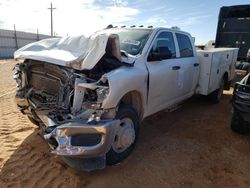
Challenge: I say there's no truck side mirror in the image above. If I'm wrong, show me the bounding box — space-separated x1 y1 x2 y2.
148 52 162 61
148 47 172 61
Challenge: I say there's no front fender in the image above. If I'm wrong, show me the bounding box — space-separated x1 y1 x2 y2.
102 66 147 110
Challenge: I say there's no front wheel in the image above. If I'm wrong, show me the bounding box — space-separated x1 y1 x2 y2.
106 104 139 165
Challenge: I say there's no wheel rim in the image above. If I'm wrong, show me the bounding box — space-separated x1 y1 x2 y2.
112 118 135 153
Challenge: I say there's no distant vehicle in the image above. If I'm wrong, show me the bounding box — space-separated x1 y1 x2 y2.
235 48 250 73
231 74 250 134
215 5 250 61
205 40 215 49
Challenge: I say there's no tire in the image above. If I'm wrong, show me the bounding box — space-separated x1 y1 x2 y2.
209 78 225 104
231 111 249 134
106 104 139 165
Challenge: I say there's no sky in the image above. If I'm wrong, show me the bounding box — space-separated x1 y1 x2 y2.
0 0 249 44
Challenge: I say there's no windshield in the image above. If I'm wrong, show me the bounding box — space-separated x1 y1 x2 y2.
107 28 152 55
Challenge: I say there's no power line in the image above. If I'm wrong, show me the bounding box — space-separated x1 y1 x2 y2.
48 2 56 36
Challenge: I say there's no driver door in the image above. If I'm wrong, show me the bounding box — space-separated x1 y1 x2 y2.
146 31 181 114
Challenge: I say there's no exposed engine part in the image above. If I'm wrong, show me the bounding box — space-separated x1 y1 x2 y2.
13 33 131 128
72 78 86 114
13 58 119 127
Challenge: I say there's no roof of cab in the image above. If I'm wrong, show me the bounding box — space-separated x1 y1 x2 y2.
102 26 192 37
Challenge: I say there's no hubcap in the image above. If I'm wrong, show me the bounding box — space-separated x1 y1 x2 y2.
112 118 135 153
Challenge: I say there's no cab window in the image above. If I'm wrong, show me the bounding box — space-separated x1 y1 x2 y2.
176 33 193 57
148 32 176 61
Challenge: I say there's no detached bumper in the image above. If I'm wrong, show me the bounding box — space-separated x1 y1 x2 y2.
44 120 119 157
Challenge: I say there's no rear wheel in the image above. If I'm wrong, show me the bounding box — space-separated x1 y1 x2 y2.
106 104 139 165
209 78 225 104
231 111 249 134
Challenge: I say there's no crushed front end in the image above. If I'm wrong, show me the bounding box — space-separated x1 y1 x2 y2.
13 59 119 170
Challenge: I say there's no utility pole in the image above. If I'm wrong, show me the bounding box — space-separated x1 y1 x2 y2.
13 24 18 49
48 2 56 36
37 28 39 41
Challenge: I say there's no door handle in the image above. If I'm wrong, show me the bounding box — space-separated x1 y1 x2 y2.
193 63 199 67
172 66 180 70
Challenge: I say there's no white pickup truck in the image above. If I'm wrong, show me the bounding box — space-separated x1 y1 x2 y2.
13 27 238 171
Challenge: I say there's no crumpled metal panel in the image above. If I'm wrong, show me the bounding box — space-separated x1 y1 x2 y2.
14 33 109 70
44 120 120 157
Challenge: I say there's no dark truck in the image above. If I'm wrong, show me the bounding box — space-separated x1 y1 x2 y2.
231 74 250 134
215 5 250 61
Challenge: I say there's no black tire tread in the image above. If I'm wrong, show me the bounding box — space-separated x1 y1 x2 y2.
106 104 139 165
231 111 249 134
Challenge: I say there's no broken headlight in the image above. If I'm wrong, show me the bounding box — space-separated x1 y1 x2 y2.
13 64 23 88
96 87 109 103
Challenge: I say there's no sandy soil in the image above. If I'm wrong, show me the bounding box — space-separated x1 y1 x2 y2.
0 60 250 188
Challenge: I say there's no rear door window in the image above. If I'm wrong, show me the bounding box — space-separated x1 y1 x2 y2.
176 33 194 58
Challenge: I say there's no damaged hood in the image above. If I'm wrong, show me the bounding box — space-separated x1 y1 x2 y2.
14 33 109 70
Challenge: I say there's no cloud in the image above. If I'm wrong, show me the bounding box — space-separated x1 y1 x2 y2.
178 15 210 27
0 20 4 27
93 0 128 7
0 0 209 44
0 0 140 36
53 1 139 35
144 8 210 29
151 7 175 13
101 6 139 22
145 17 168 26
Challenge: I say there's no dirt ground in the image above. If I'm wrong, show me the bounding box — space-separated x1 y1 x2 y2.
0 60 250 188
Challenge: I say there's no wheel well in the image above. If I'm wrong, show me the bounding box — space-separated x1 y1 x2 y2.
120 91 144 121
